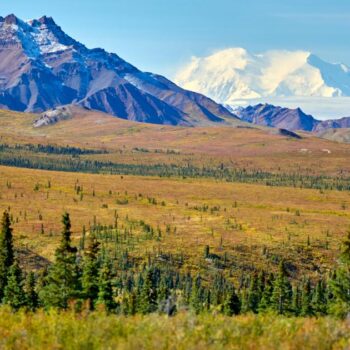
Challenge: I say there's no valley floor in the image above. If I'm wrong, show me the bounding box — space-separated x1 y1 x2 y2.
0 165 349 279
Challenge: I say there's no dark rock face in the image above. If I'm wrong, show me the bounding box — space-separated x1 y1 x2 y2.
0 15 237 125
236 104 319 131
313 116 350 132
235 103 350 134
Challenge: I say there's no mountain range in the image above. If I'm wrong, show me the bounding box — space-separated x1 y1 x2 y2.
0 14 349 140
234 103 350 131
0 14 237 126
175 48 350 106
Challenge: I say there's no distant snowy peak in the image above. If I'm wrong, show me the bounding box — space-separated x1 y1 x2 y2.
175 48 350 104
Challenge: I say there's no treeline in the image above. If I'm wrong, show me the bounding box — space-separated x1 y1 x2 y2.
0 143 108 155
0 211 350 318
0 148 349 191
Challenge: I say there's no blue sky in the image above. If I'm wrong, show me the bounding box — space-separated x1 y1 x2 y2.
2 0 350 77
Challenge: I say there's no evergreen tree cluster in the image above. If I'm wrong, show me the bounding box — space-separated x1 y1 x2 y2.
0 211 349 318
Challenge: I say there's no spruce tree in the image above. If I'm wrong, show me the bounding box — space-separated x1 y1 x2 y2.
139 269 157 314
82 235 100 310
35 267 48 307
240 289 248 314
271 260 293 315
189 275 203 314
204 245 210 258
40 213 80 309
257 271 266 298
258 273 274 313
300 277 314 317
329 230 350 317
96 263 115 312
340 230 350 264
157 276 170 312
124 291 137 315
223 285 241 316
312 279 327 316
292 285 301 316
24 271 38 311
3 261 26 310
0 211 14 298
203 288 211 312
246 274 260 313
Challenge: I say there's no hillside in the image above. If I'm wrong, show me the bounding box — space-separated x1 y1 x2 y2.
316 128 350 143
235 104 318 131
1 107 350 178
232 104 350 143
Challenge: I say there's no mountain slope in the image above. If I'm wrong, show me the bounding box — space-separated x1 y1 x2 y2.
315 128 350 143
235 104 320 131
235 103 350 143
175 48 350 106
0 14 237 126
2 106 350 177
313 116 350 132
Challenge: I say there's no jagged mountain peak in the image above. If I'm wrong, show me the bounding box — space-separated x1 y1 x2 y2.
37 15 56 26
0 14 77 58
3 14 19 25
0 14 237 125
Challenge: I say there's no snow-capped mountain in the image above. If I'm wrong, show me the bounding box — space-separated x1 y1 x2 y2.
0 14 237 125
175 48 350 107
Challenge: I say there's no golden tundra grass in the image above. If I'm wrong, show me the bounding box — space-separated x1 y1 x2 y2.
0 165 349 277
0 308 349 350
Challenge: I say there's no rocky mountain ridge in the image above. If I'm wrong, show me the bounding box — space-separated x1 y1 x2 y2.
0 14 237 126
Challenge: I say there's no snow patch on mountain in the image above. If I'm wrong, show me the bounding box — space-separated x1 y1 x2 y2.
29 25 70 54
0 15 70 60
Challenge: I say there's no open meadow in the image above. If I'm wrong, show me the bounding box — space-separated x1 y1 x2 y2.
0 165 349 279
